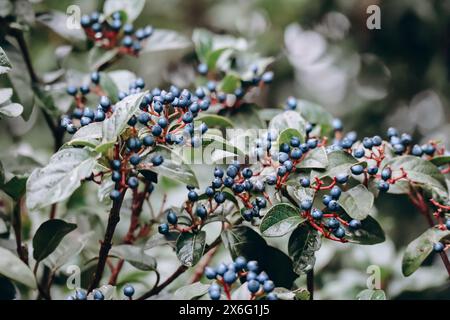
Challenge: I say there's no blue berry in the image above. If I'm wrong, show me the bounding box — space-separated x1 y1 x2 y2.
214 167 224 178
433 242 445 253
151 155 164 166
256 271 269 283
322 195 332 206
301 199 313 211
242 168 253 179
122 36 133 47
411 144 423 156
333 227 345 238
280 143 290 153
151 125 162 136
232 183 245 194
234 256 247 270
387 127 398 138
66 86 77 96
227 165 238 178
196 205 207 219
188 190 199 202
93 290 104 300
262 71 274 83
336 173 349 184
75 289 87 300
381 168 391 181
110 189 121 200
247 279 260 293
200 123 208 134
212 177 222 189
197 63 208 75
266 175 277 185
284 160 293 171
327 200 340 211
362 137 373 149
393 143 405 155
290 137 300 148
138 113 150 124
349 219 361 230
242 209 253 221
372 135 382 146
204 267 216 280
158 223 169 234
327 218 340 229
330 186 342 199
263 280 274 293
92 22 102 32
123 23 134 34
400 133 412 145
65 124 76 134
377 180 390 192
300 177 310 187
167 210 178 225
445 219 450 230
223 270 237 284
216 263 228 276
94 110 105 122
208 285 221 300
351 165 364 175
332 118 343 131
111 171 121 182
130 154 141 166
354 148 365 158
111 160 121 170
214 192 225 204
286 96 297 110
123 285 135 298
266 292 278 300
80 116 91 126
367 166 378 175
80 15 91 27
307 139 318 149
247 260 258 272
246 271 257 281
278 152 289 164
311 208 323 219
290 148 302 160
143 135 154 146
422 144 436 156
299 143 309 153
340 138 353 149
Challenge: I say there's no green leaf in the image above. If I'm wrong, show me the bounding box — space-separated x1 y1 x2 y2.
219 74 240 94
0 247 36 289
0 102 23 118
298 147 328 169
0 88 13 104
296 99 333 136
2 176 27 200
288 225 321 274
383 156 446 193
110 245 157 271
260 203 305 237
345 215 385 245
142 29 191 53
103 0 145 22
206 48 229 70
0 47 12 74
402 228 450 277
223 226 298 288
101 92 145 145
319 150 360 179
274 288 310 300
357 289 386 300
173 282 210 300
195 114 234 128
224 104 265 129
36 11 86 45
99 72 119 104
176 231 206 267
88 47 119 71
32 219 77 262
43 232 93 271
138 145 199 187
26 148 97 211
339 185 374 220
192 29 213 63
67 122 103 148
430 156 450 167
278 128 303 146
269 111 306 140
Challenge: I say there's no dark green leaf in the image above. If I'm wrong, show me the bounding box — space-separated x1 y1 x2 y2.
0 247 36 289
430 156 450 167
288 225 321 274
195 114 234 128
260 203 305 237
110 245 157 271
223 226 298 288
278 128 303 146
339 185 374 220
219 74 240 94
26 148 97 211
99 72 119 104
2 176 27 200
319 150 360 179
32 219 77 262
298 147 328 169
402 228 450 277
345 215 385 245
176 231 206 267
296 99 333 136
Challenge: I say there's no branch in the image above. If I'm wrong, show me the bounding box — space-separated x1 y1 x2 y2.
137 236 222 300
12 197 27 264
306 269 314 300
88 189 126 292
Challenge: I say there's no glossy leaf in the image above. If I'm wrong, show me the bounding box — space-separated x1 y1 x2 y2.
173 282 210 300
260 203 305 237
298 147 328 169
0 47 12 74
0 247 36 289
288 225 321 274
110 245 157 271
345 215 385 245
339 185 374 220
103 0 145 22
142 29 191 53
176 231 206 267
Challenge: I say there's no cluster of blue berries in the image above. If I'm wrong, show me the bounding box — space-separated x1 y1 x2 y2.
80 11 153 55
205 257 277 300
66 284 135 300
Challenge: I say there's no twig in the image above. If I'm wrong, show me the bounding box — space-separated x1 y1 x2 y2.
88 189 126 292
306 269 314 300
12 197 27 264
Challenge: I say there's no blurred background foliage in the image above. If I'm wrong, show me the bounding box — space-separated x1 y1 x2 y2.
1 0 450 299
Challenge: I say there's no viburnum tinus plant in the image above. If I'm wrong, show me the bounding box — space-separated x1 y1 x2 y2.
0 0 449 301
